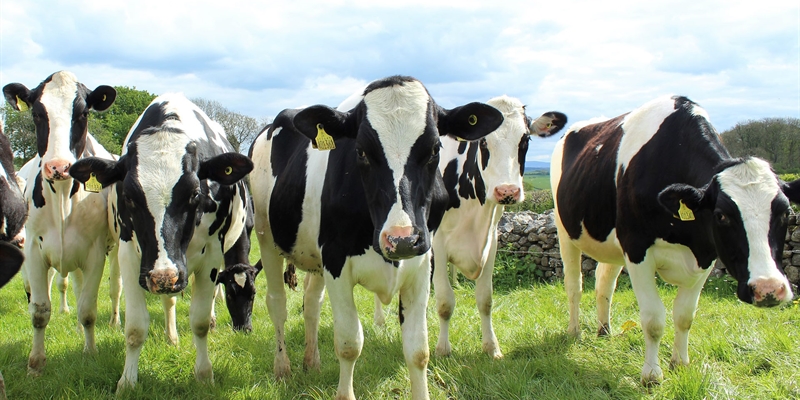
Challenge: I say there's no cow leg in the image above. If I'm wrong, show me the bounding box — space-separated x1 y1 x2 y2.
432 236 454 357
559 231 583 338
108 244 122 327
77 248 105 354
69 269 85 334
57 272 70 314
373 294 386 327
303 272 325 372
476 237 501 359
190 267 215 384
161 295 178 346
399 256 431 400
671 269 710 369
263 253 290 378
27 252 51 376
22 263 31 302
595 263 623 336
325 271 361 400
117 242 149 393
625 258 665 385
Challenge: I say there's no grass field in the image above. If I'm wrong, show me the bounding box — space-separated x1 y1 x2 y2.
523 172 550 191
1 239 799 399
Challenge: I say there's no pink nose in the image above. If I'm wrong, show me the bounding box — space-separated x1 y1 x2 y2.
148 269 181 294
752 277 791 307
42 159 72 181
494 184 521 204
381 226 414 253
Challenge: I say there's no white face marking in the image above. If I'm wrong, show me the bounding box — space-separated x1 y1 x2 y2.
363 80 429 229
39 71 80 164
234 271 247 288
481 95 528 202
717 159 787 284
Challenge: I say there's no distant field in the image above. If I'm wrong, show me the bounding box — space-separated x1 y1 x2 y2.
523 172 550 191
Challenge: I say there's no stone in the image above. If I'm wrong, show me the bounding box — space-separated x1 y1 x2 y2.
785 265 800 285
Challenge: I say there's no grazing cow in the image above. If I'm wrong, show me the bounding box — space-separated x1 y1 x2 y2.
250 75 503 399
3 71 118 376
550 95 800 384
69 93 252 392
429 96 566 358
0 126 27 400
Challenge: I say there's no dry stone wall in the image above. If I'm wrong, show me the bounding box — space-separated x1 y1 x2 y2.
497 210 800 290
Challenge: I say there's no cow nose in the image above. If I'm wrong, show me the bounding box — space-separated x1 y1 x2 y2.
380 226 421 259
147 269 183 294
494 184 521 205
751 277 792 307
42 159 72 181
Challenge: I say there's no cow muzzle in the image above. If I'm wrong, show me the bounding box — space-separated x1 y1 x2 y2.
146 269 186 294
750 277 793 307
42 159 72 181
494 184 522 205
380 226 425 260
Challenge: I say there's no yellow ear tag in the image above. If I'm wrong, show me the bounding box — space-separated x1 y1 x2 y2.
16 96 29 112
85 173 102 193
224 166 233 175
678 200 695 221
468 114 478 126
314 123 336 151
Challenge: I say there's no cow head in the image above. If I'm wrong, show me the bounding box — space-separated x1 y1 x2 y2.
3 71 116 181
659 157 800 306
291 76 504 260
69 97 252 294
477 96 566 205
214 260 262 332
0 129 26 246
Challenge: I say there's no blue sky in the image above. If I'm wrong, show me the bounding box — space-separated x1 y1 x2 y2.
1 0 798 161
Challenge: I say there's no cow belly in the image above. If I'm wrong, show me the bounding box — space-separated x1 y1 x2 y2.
567 224 626 266
437 202 500 279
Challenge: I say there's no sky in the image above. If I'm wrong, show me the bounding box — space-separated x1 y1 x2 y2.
1 0 798 162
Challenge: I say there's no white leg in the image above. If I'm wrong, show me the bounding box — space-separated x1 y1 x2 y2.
108 244 122 327
373 293 386 327
432 236 454 357
27 249 51 376
671 269 711 369
476 238 501 359
303 272 325 371
210 283 223 331
55 270 69 314
263 251 290 378
190 268 216 383
399 256 431 400
77 248 105 354
594 263 623 336
117 242 149 393
625 257 665 385
325 270 361 400
162 295 178 346
558 230 583 338
70 269 85 334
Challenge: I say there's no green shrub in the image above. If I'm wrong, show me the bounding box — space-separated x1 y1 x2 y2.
506 189 554 213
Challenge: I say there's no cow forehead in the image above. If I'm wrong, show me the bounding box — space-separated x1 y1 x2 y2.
717 159 781 212
363 80 430 164
133 131 194 207
39 71 80 120
485 95 527 143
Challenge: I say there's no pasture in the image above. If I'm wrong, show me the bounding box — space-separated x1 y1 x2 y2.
0 237 798 399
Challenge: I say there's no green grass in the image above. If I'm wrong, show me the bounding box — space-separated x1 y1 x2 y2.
523 172 551 191
2 241 799 399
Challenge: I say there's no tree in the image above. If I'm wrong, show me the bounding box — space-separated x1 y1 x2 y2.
91 86 157 153
721 117 800 173
1 103 36 168
192 98 262 153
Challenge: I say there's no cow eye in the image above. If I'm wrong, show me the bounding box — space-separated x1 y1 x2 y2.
356 147 369 165
714 211 730 226
429 143 441 164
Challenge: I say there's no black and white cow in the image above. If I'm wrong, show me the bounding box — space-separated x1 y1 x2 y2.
69 93 253 392
3 71 118 376
0 125 27 400
250 76 503 399
428 95 565 358
551 95 800 384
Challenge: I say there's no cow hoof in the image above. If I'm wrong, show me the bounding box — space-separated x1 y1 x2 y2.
274 363 291 380
640 368 663 387
567 325 581 339
27 355 46 376
109 315 120 328
669 357 689 370
303 351 321 372
195 368 214 384
434 343 451 357
597 323 611 337
209 316 217 331
483 343 503 359
116 378 135 395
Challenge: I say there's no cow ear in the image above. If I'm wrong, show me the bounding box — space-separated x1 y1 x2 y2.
69 156 126 186
198 153 253 185
528 111 568 138
658 183 707 221
0 241 24 288
438 102 504 141
87 85 116 111
293 105 353 146
3 83 32 112
782 178 800 204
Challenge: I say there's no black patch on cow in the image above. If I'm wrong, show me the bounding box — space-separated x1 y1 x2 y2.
32 172 46 208
457 141 467 154
456 141 486 205
269 112 310 255
517 135 530 176
398 296 405 325
69 180 80 197
479 139 490 170
441 159 461 209
363 75 417 95
210 268 218 282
